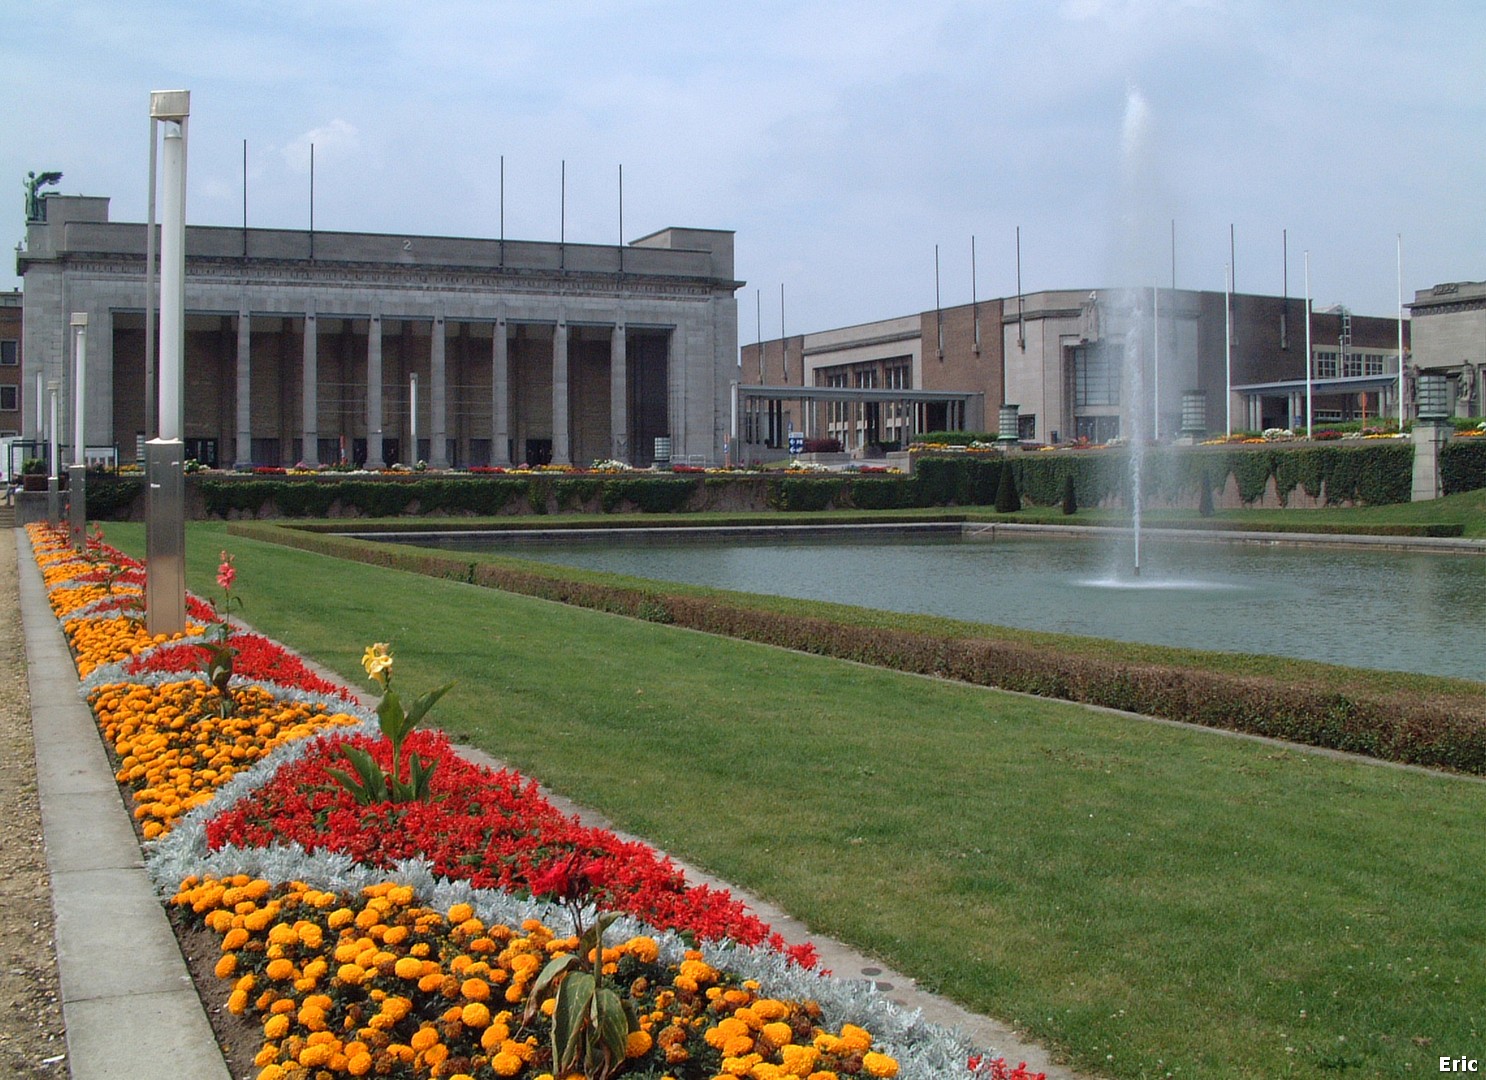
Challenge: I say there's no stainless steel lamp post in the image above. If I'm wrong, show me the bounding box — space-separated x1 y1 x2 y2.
145 90 190 635
69 312 88 548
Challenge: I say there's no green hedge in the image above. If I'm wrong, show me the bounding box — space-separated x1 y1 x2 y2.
158 441 1426 520
918 442 1415 508
1441 439 1486 495
234 522 1486 776
84 476 145 519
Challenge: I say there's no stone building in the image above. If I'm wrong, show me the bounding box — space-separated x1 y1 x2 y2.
18 194 740 468
740 286 1408 450
1407 281 1485 417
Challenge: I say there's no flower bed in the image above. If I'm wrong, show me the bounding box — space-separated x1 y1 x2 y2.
25 522 1036 1080
206 729 818 966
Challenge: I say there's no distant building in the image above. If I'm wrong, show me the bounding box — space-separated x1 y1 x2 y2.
18 193 741 468
1407 281 1484 417
0 290 21 441
739 286 1408 456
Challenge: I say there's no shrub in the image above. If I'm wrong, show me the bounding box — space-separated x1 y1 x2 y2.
85 476 145 519
1061 473 1077 515
994 462 1021 513
1442 438 1486 494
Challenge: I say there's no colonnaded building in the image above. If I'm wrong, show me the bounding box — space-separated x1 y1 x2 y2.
18 193 740 469
738 287 1411 458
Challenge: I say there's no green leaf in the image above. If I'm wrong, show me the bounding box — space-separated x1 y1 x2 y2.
593 985 631 1062
408 753 439 801
376 689 412 744
322 765 371 806
522 954 578 1025
552 971 596 1071
403 681 456 728
326 744 390 804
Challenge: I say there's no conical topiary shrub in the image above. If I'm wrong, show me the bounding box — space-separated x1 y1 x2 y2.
995 461 1022 513
1061 473 1077 515
1198 472 1215 517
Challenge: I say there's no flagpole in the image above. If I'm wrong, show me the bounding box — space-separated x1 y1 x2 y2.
1224 261 1233 438
1397 234 1406 431
1304 251 1312 438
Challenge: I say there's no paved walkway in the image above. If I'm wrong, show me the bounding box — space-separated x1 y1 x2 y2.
19 528 1077 1079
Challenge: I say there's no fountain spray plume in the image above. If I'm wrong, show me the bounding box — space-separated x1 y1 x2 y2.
1113 87 1162 577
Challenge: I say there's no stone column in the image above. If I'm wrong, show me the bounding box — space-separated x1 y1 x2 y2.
1411 421 1451 502
430 314 449 468
491 317 510 465
552 315 570 465
366 314 385 469
610 321 627 462
232 305 252 467
301 305 319 466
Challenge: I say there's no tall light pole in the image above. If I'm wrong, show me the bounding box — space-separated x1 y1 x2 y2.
70 312 88 548
146 89 190 635
409 372 419 465
46 379 60 523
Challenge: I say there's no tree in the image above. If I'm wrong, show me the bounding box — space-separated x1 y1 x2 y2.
1061 473 1077 516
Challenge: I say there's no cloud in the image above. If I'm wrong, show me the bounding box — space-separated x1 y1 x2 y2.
281 119 359 173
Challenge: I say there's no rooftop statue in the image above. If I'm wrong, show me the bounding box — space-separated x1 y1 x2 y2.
24 171 63 222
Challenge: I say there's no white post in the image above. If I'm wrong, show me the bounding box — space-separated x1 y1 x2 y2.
1397 234 1406 430
70 312 89 546
1152 286 1160 441
159 112 187 441
410 372 418 464
71 313 87 466
1304 251 1313 438
47 382 58 481
1224 261 1233 438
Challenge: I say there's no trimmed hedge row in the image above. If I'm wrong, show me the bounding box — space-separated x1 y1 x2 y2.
103 437 1470 520
1442 438 1486 495
918 442 1417 508
232 522 1486 776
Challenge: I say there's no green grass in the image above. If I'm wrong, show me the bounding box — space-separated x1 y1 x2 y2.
105 522 1486 1079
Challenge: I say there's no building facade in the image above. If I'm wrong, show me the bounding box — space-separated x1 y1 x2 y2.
18 194 740 469
741 286 1409 449
0 290 21 439
1408 281 1485 417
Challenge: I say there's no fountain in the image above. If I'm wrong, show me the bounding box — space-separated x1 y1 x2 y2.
1118 89 1155 580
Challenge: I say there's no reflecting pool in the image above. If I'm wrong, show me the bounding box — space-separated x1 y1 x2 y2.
413 532 1486 682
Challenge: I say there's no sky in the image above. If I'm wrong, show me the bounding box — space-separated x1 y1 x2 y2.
4 1 1482 342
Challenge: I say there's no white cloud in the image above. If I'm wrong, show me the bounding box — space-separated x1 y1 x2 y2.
281 119 360 174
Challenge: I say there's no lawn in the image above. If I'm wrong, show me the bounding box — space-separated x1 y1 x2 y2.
106 521 1486 1079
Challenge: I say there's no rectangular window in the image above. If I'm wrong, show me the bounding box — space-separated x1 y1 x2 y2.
1364 354 1385 376
1018 414 1037 441
0 341 17 366
1073 344 1121 407
1342 353 1363 378
1314 351 1338 379
0 386 16 410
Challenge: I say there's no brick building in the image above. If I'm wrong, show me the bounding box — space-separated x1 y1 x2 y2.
18 194 740 469
741 286 1408 450
0 290 21 439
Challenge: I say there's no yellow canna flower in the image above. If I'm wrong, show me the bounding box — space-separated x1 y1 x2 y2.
361 642 393 686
